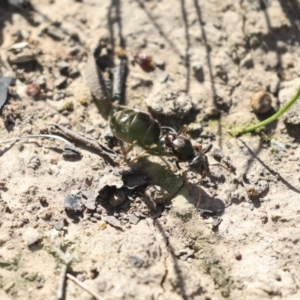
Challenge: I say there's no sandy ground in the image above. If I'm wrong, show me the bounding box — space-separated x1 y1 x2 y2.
1 0 300 299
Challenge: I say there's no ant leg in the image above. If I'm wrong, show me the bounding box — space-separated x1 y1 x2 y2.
210 163 232 173
193 144 203 152
196 178 203 208
122 141 138 161
182 171 192 195
177 125 188 135
128 150 148 165
176 161 182 170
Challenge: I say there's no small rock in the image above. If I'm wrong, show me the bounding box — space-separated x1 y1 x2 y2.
285 111 300 125
93 213 101 220
235 252 242 260
64 194 83 212
51 219 65 231
211 147 224 161
45 26 64 40
268 78 280 94
156 70 169 83
128 214 140 225
9 42 28 50
177 248 195 261
271 139 286 151
3 281 15 292
56 60 70 70
68 65 80 78
187 123 202 135
81 190 97 210
37 75 46 87
240 54 253 69
0 231 10 246
146 89 194 118
250 91 272 114
260 212 268 224
89 266 99 279
191 61 202 73
153 56 165 68
105 216 122 229
145 184 169 204
54 76 67 88
203 106 221 118
23 227 42 246
230 190 241 202
97 173 124 192
191 61 204 81
8 48 35 64
28 156 41 170
26 83 40 98
256 180 269 195
214 95 232 112
35 274 45 288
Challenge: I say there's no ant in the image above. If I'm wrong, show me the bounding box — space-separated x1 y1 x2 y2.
109 104 230 207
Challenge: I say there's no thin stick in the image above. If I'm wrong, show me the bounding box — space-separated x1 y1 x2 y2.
57 264 67 300
66 273 106 300
112 59 127 104
0 134 74 147
50 123 117 159
228 87 300 137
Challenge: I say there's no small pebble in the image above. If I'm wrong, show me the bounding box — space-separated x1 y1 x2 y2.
64 194 83 212
145 184 169 204
128 214 140 225
51 219 65 231
230 190 240 202
81 190 97 210
235 252 242 260
203 106 221 118
56 60 70 70
250 91 272 114
23 227 42 246
153 56 165 68
93 213 102 220
105 216 122 229
54 76 67 88
3 282 15 292
26 83 40 98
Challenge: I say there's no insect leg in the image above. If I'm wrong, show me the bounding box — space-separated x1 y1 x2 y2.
122 141 138 161
177 125 188 135
196 178 203 208
210 163 232 173
193 144 203 152
128 150 148 164
182 171 192 195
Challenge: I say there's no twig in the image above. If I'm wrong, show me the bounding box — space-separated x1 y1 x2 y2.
0 134 82 160
228 87 300 137
0 134 74 147
57 264 67 300
66 273 106 300
50 123 117 163
112 59 127 105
